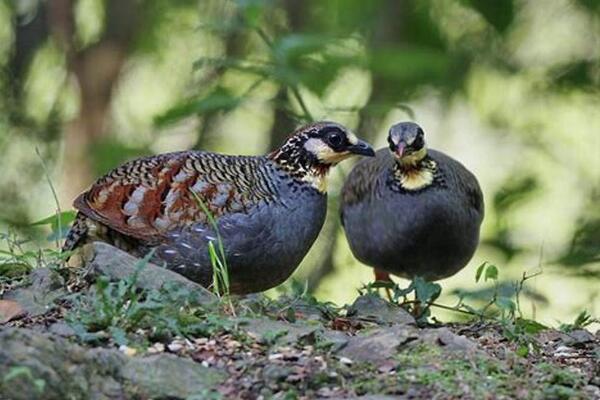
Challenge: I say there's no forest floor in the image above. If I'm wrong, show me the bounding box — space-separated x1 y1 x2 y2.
0 242 598 399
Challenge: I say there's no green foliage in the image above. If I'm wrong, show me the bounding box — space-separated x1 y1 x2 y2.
485 175 539 261
66 253 234 346
559 310 599 333
189 191 231 299
2 366 46 395
360 276 441 323
88 138 150 177
0 230 69 275
155 86 241 127
350 343 589 398
462 0 515 33
558 215 600 270
31 211 77 242
260 328 288 345
475 261 498 282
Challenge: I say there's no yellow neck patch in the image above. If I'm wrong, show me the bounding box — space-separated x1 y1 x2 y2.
394 158 437 191
302 172 328 193
397 147 427 167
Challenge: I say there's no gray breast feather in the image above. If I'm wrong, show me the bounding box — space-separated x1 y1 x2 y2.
153 183 326 294
340 148 484 280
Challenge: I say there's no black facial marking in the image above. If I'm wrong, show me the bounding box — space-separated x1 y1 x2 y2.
387 135 395 152
412 133 424 150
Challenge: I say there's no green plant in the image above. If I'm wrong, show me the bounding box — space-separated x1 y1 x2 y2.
189 191 231 299
2 366 46 395
0 228 72 296
559 310 599 332
35 147 70 250
359 276 441 324
66 251 237 346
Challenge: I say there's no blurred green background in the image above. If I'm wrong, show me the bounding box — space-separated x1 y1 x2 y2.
0 0 598 326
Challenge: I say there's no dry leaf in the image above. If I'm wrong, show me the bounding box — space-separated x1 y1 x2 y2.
0 299 26 324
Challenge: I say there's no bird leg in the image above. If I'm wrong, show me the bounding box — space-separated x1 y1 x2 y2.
412 299 422 318
374 268 393 301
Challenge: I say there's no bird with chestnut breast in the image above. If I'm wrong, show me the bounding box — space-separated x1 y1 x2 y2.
64 121 375 294
340 121 484 286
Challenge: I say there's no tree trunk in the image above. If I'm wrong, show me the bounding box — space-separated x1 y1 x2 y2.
49 0 139 205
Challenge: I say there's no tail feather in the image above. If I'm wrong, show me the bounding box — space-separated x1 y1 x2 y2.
62 212 89 252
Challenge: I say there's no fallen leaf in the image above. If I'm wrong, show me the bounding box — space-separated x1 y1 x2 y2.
0 299 26 324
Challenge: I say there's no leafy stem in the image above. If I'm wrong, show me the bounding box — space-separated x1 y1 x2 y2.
254 27 314 122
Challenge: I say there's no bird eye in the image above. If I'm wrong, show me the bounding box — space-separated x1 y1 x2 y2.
327 132 344 148
412 134 424 150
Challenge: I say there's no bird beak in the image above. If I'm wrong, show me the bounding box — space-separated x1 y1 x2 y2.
395 143 405 158
348 139 375 157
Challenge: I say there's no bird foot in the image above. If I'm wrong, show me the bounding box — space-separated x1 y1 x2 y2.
373 269 393 301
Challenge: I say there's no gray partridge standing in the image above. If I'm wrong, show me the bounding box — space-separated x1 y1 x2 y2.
64 122 374 294
340 122 484 284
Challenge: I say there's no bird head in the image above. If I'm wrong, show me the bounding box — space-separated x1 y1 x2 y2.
270 121 374 191
300 121 375 164
271 121 374 170
387 122 427 166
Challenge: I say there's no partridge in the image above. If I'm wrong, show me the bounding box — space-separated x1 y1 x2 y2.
64 122 374 294
340 122 484 283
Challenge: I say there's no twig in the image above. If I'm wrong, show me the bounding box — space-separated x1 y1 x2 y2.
290 86 314 122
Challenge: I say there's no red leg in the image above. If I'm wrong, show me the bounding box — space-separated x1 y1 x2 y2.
374 268 393 301
374 269 391 283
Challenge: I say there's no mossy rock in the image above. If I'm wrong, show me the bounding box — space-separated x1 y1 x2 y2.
0 262 32 278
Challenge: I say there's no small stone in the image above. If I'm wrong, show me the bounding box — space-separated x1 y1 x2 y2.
339 325 418 363
48 322 76 338
555 345 570 352
167 342 184 352
148 343 165 354
416 327 480 353
242 318 319 345
562 330 595 347
119 345 137 356
553 345 579 358
348 294 415 325
339 357 353 365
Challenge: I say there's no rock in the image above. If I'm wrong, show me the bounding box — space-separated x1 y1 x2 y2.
347 294 415 326
332 397 401 400
0 262 32 278
416 327 480 353
317 330 349 352
0 328 223 399
288 297 331 321
47 322 76 338
262 364 292 381
338 325 418 363
82 242 214 304
2 268 65 317
124 353 222 398
560 329 595 348
242 318 320 345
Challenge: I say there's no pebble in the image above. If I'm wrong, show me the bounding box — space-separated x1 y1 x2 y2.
167 341 184 352
339 356 353 365
148 342 165 354
118 345 137 356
